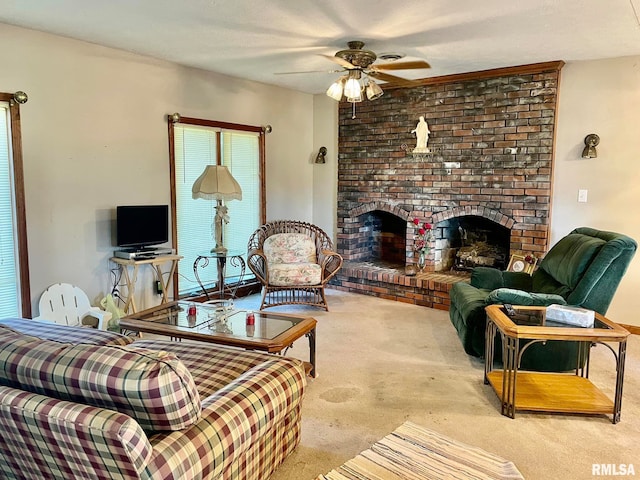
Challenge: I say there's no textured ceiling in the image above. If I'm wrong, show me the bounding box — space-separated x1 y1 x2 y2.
1 0 639 94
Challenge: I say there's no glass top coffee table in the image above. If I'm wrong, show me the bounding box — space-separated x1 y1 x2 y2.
484 304 630 423
120 300 317 377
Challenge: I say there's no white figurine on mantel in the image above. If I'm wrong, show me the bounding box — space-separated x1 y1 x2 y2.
411 116 431 153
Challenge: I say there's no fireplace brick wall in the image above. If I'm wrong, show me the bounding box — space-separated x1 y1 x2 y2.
333 62 563 305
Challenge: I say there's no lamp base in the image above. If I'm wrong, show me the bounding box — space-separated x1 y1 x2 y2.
211 245 228 253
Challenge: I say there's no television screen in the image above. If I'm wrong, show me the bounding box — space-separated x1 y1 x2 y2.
116 205 169 249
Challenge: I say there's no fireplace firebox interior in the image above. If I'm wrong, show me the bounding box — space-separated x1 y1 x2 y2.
357 210 406 267
435 216 510 272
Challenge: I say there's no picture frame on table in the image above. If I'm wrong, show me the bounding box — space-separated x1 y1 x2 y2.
507 254 537 275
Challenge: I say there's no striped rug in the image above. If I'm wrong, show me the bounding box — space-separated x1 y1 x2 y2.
315 421 524 480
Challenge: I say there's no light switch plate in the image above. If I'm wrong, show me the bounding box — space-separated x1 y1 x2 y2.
578 189 588 203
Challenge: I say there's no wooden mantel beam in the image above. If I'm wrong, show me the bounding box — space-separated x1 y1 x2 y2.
383 60 565 90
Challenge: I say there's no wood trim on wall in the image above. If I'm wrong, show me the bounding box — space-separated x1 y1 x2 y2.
259 131 267 224
620 324 640 336
384 61 565 90
177 116 264 133
0 92 31 317
167 119 179 301
547 65 563 250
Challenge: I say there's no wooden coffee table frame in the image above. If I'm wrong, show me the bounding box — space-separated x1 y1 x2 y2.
484 304 629 423
120 301 317 377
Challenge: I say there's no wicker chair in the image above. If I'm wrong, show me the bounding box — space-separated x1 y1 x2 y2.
247 220 343 310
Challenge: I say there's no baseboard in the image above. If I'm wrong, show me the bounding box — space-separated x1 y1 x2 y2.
185 280 261 303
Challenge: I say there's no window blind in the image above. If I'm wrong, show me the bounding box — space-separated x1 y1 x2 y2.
174 124 260 296
0 104 20 316
174 124 219 294
222 130 260 280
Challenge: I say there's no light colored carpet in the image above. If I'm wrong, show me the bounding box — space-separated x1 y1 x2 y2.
231 289 640 480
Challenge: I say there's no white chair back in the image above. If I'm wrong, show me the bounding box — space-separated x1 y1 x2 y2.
37 283 109 329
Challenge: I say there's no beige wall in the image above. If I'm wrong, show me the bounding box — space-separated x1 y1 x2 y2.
553 56 640 324
312 96 338 242
0 23 315 313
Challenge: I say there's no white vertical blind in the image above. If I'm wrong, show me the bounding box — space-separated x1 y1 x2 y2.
174 124 260 296
222 130 260 279
174 124 219 294
0 104 20 316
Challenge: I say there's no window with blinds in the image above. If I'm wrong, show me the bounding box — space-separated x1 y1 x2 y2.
0 103 20 316
172 122 263 296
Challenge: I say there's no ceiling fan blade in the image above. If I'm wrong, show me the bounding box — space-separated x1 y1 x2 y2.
368 71 421 86
319 54 357 69
372 60 431 71
274 69 342 75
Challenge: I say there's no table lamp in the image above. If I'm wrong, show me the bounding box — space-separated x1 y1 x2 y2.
192 165 242 253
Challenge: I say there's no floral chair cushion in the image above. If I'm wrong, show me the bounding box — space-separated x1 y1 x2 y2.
264 233 322 286
264 233 316 264
269 263 322 286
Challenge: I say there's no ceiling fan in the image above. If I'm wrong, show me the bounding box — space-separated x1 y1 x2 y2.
278 40 431 103
324 40 430 88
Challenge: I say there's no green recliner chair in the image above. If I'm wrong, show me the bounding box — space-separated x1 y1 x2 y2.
449 227 637 371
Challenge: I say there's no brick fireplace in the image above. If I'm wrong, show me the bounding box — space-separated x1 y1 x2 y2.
332 61 562 308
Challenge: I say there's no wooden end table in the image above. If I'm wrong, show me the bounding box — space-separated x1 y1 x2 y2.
119 301 317 377
110 255 183 313
484 304 629 423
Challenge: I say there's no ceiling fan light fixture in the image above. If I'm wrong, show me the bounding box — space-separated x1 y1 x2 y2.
344 77 362 100
366 80 384 100
317 41 430 104
326 77 345 101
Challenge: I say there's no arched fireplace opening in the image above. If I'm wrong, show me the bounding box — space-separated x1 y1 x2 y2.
435 216 510 272
356 210 406 267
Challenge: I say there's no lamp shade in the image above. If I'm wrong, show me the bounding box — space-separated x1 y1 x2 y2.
326 77 345 101
366 81 384 100
344 77 361 99
192 165 242 201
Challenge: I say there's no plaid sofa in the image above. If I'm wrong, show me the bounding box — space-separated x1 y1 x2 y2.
0 318 307 480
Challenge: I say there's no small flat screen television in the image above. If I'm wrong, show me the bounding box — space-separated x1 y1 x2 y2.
116 205 169 249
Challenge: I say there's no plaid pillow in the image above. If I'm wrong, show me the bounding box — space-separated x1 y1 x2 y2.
0 318 133 346
0 333 201 432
